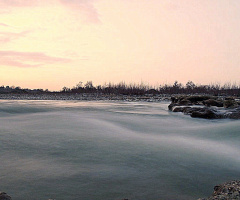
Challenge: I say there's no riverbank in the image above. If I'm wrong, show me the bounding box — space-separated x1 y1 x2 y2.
0 93 170 102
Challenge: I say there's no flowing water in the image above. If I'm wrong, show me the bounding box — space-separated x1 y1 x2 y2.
0 100 239 200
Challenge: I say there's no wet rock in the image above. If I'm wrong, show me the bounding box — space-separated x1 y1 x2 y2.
198 180 240 200
168 95 216 111
172 106 223 119
168 103 176 111
168 98 192 111
0 192 12 200
190 108 220 119
186 95 215 103
224 107 240 119
225 96 235 100
223 100 239 108
183 107 206 115
169 95 240 120
179 99 192 105
203 99 223 107
228 112 240 119
172 106 191 112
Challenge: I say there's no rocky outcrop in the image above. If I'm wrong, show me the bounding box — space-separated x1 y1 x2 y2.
169 95 240 119
203 99 223 107
224 100 239 108
190 107 220 119
198 180 240 200
169 95 213 110
0 192 12 200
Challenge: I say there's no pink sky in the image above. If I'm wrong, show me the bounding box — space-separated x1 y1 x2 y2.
0 0 239 90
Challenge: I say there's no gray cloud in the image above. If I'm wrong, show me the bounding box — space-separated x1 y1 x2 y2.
0 51 70 68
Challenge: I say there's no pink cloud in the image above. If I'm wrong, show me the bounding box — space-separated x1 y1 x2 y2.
0 0 37 7
0 0 100 23
0 31 29 43
0 23 10 27
59 0 100 23
0 51 70 68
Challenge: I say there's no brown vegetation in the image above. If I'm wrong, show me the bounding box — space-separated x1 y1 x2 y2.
0 81 239 96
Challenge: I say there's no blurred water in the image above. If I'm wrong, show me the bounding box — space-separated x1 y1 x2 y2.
0 100 239 200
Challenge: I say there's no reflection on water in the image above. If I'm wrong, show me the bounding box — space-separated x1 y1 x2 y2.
0 100 240 200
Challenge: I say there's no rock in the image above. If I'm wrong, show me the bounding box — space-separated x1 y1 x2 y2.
228 112 240 119
182 107 199 115
225 96 235 100
169 95 240 120
170 96 177 103
168 103 176 111
0 192 12 200
224 100 239 108
168 95 216 111
172 106 191 112
186 95 215 103
190 108 220 119
203 99 223 107
172 106 223 119
224 107 240 119
198 180 240 200
179 99 192 105
168 96 193 111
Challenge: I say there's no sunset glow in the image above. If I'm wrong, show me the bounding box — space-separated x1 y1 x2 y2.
0 0 240 90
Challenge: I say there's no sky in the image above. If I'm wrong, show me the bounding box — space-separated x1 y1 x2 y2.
0 0 240 90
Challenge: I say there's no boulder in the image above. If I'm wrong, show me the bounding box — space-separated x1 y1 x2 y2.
228 112 240 119
186 95 215 103
203 99 223 107
178 99 191 105
172 106 191 112
172 106 223 119
224 100 239 108
0 192 12 200
190 108 220 119
225 96 235 100
168 103 177 111
169 95 216 107
224 107 240 119
183 107 206 115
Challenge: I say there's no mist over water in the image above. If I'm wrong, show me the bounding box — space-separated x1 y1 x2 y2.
0 100 240 200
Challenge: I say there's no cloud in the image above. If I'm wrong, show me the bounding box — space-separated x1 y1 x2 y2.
0 23 10 27
59 0 100 23
0 51 70 68
0 31 29 43
0 0 100 23
0 0 37 7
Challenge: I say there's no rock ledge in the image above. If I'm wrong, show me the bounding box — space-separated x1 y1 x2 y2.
169 95 240 119
198 180 240 200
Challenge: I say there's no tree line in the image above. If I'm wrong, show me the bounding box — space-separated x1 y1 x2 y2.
61 80 240 96
0 81 240 96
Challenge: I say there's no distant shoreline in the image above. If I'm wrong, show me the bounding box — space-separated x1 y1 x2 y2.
0 93 171 102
